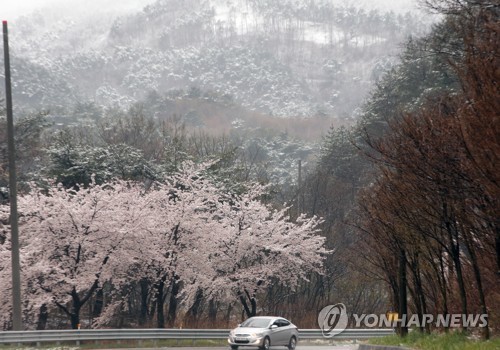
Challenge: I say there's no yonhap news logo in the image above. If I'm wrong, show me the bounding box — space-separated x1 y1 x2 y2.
318 303 348 337
318 303 488 338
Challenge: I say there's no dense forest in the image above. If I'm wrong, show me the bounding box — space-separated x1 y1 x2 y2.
0 0 498 339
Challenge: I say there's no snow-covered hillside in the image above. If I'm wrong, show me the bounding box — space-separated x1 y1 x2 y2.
3 0 430 119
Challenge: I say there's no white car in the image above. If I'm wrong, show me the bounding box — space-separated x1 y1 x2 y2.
228 316 299 350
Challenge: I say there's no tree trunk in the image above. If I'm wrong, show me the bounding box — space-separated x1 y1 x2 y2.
410 254 428 333
166 275 180 327
139 278 149 326
398 248 408 337
239 291 251 318
208 299 218 324
444 203 468 331
449 233 468 325
185 288 203 326
464 233 490 339
496 227 500 274
156 279 165 328
55 282 98 329
225 303 233 327
36 304 48 330
70 312 80 330
92 288 104 319
239 289 257 318
438 249 449 333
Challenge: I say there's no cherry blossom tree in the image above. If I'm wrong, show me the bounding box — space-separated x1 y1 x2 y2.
146 163 328 319
93 163 222 328
0 162 329 328
180 184 328 318
0 179 158 329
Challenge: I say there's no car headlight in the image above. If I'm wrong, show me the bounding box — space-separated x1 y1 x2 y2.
251 332 265 338
229 330 235 336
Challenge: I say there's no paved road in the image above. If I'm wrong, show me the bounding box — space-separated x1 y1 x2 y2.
142 346 358 350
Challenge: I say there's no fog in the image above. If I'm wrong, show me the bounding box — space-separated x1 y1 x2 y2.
1 0 156 20
1 0 432 120
2 0 420 20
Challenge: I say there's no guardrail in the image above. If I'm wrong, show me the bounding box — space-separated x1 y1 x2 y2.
0 328 395 346
302 328 396 339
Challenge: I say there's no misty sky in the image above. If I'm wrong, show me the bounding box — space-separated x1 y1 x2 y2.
1 0 421 21
1 0 156 20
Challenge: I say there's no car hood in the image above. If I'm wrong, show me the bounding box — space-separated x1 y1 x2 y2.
233 327 268 334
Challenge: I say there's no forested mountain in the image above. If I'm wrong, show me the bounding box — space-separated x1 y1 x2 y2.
0 0 432 205
3 0 429 119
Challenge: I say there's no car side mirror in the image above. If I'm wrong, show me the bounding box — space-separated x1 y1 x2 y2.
270 324 278 329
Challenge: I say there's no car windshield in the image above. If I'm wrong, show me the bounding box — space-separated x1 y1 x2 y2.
240 318 271 328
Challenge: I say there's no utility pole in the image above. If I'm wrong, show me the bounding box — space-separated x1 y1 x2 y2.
3 20 22 330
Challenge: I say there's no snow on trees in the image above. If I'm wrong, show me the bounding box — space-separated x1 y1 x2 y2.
0 162 327 329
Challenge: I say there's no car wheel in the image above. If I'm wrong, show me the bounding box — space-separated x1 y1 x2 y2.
287 336 297 350
259 336 270 350
230 346 238 350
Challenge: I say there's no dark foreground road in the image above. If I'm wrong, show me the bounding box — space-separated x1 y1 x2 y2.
125 346 358 350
